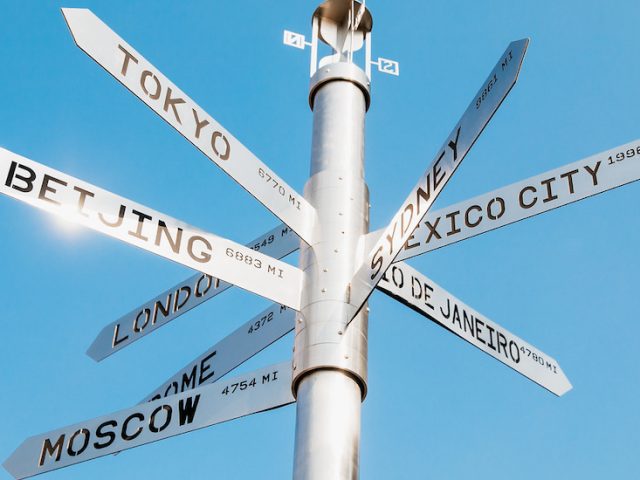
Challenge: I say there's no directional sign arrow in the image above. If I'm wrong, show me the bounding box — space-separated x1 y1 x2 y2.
62 8 317 244
377 262 572 396
3 362 294 479
87 224 299 361
0 148 303 309
142 304 295 402
347 39 529 323
387 139 640 260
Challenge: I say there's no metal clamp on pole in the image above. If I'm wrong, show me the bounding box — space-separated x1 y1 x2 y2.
294 58 371 397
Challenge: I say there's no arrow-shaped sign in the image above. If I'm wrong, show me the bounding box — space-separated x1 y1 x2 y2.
388 139 640 260
0 148 302 309
142 304 295 402
87 224 299 361
62 8 317 244
378 262 572 396
347 39 529 322
3 362 294 479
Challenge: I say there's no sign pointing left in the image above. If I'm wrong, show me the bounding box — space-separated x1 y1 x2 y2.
62 8 317 245
0 148 303 310
3 362 294 479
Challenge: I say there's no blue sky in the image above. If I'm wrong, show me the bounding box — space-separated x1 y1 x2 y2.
1 1 639 478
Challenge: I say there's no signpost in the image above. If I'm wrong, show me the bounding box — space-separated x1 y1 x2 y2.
1 1 639 479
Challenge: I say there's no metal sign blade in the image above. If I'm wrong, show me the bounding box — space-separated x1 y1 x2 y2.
87 224 300 361
377 262 572 396
390 139 640 260
142 304 295 402
348 39 529 321
3 362 294 479
61 8 317 244
0 148 302 310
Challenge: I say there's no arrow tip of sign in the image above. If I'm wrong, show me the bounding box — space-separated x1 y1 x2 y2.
3 440 30 480
505 37 531 86
60 8 94 46
60 7 90 23
85 343 104 363
552 369 573 397
85 326 114 362
510 37 530 49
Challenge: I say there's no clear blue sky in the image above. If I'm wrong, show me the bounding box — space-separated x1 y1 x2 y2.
1 1 639 478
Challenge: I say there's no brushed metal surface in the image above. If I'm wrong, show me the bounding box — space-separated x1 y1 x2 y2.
0 148 303 309
294 370 362 480
292 59 370 480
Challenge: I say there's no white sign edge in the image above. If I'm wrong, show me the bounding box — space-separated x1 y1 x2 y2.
347 39 529 322
3 362 294 479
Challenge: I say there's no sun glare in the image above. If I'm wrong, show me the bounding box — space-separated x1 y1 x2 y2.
48 207 84 236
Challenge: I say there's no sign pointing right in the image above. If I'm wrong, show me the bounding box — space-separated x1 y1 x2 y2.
348 39 529 323
378 262 572 396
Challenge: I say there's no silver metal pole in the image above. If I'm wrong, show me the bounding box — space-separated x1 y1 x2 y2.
292 60 371 480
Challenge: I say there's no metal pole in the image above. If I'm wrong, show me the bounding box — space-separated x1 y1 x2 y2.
292 59 371 479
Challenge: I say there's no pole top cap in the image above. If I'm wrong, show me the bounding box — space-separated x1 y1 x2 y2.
312 0 373 43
